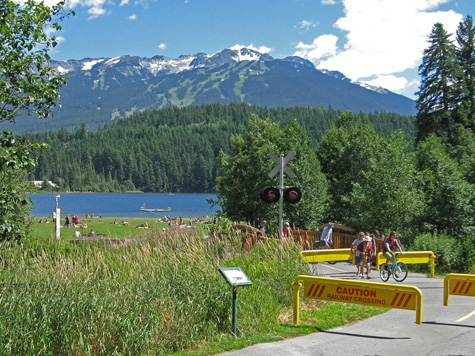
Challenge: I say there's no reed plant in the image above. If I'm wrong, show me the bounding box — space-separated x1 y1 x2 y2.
0 223 308 355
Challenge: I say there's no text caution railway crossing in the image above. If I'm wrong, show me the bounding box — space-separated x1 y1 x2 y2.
444 273 475 306
304 283 416 310
293 275 423 324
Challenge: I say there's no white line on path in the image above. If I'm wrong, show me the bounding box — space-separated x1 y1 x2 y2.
456 310 475 322
320 263 350 273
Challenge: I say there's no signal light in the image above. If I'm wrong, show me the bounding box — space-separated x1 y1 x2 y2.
260 186 302 204
260 187 280 204
283 187 302 204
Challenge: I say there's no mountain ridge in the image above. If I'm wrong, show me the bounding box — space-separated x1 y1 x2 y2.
2 48 416 134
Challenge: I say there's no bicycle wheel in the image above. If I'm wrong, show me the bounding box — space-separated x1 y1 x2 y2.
380 264 390 282
393 262 408 282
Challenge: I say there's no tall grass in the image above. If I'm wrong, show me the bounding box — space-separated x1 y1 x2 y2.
0 225 307 355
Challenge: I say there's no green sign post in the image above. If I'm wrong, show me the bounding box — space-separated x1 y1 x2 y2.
218 267 253 336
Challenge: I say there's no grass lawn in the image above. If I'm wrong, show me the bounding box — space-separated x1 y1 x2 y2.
30 216 212 241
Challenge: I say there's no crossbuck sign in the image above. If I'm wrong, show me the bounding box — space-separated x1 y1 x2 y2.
268 151 296 179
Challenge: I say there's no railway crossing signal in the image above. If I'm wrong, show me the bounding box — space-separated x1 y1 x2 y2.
262 151 302 242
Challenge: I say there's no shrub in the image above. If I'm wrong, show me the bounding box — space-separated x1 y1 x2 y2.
411 232 464 273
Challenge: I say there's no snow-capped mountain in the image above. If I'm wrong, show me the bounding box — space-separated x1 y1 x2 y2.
3 48 415 133
54 48 274 77
54 48 393 94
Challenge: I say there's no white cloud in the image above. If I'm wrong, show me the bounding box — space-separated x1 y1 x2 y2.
87 6 106 19
294 34 338 60
61 0 109 19
44 25 65 44
294 0 463 96
321 0 337 5
128 14 137 20
55 36 66 45
363 75 420 97
158 43 166 50
38 0 64 6
120 0 129 5
362 75 409 92
296 20 317 32
231 43 272 54
45 26 57 37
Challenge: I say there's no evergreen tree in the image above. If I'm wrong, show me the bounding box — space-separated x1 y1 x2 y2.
25 104 415 194
416 134 475 239
456 16 475 131
416 23 465 144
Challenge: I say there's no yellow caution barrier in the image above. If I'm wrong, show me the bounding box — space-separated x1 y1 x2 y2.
300 248 355 264
376 251 436 278
292 275 423 325
444 273 475 306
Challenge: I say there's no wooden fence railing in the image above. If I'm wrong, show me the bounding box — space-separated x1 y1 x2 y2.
235 222 383 253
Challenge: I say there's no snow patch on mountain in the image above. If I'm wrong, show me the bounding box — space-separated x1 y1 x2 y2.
56 66 69 74
320 69 390 94
83 59 106 70
104 57 121 67
357 82 389 94
234 48 262 61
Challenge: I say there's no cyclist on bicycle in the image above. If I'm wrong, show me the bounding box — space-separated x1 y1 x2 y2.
319 222 333 249
383 231 403 266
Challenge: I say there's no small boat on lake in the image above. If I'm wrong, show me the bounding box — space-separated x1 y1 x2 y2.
140 206 172 212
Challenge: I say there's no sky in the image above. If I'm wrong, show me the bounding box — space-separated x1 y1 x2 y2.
45 0 475 99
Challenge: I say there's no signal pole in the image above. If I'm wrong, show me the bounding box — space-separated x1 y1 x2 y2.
268 151 295 244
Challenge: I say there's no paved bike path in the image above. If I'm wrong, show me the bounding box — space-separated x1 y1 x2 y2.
219 262 475 356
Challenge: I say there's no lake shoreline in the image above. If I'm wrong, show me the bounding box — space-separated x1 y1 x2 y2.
29 192 219 219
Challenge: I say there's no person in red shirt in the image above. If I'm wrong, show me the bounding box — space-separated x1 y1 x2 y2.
383 231 403 266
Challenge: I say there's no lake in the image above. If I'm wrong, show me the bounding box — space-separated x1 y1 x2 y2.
28 193 220 218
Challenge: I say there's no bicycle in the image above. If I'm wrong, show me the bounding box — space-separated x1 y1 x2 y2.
316 240 337 264
380 253 408 282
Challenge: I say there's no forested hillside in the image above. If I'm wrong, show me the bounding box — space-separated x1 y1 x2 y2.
26 104 415 193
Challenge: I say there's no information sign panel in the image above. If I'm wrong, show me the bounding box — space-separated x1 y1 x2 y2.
219 267 253 287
